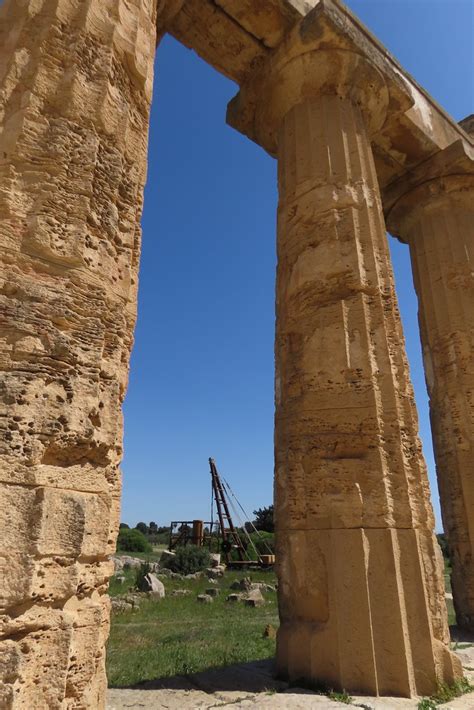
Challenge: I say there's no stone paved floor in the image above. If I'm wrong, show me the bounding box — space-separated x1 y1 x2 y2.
107 643 474 710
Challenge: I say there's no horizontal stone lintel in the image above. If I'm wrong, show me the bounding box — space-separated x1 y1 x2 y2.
384 138 474 236
161 0 472 197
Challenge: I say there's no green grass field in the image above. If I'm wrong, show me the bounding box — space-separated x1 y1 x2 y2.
107 556 458 688
107 568 279 687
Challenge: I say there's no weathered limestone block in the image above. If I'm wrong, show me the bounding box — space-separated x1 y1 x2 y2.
387 134 474 631
272 94 459 696
0 0 157 706
0 598 110 709
228 9 462 694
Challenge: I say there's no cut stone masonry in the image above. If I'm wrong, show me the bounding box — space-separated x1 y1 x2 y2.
0 0 472 706
227 13 463 691
0 0 157 706
387 121 474 634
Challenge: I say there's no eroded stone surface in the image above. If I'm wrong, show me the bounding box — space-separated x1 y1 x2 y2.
0 0 157 706
387 166 474 632
226 0 471 192
1 0 471 707
272 92 459 696
224 1 468 692
228 24 462 688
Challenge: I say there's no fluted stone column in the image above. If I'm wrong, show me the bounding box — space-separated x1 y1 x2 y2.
275 92 460 697
228 35 462 693
387 139 474 631
0 0 157 706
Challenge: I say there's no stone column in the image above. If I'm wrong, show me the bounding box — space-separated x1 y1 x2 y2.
275 91 460 698
0 0 157 707
387 139 474 631
228 39 462 694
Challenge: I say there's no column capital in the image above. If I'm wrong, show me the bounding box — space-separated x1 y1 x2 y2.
227 0 414 156
385 126 474 240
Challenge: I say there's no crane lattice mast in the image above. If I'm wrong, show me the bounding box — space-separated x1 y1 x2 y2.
209 457 247 563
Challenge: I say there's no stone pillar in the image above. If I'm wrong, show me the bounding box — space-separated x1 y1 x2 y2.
0 0 157 707
387 149 474 631
274 92 460 697
228 36 462 693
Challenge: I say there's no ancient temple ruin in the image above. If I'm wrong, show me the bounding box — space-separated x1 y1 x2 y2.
0 0 472 707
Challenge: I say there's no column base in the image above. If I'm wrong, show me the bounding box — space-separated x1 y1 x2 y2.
276 528 462 697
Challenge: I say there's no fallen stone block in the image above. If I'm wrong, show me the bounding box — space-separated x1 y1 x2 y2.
244 589 265 607
142 573 165 598
226 593 243 603
197 594 213 604
206 566 225 579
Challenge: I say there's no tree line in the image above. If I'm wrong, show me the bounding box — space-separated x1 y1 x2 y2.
117 505 275 553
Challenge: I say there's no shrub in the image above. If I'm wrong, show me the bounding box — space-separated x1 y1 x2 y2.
147 531 170 546
135 522 149 536
237 531 275 561
417 701 436 710
252 505 274 533
417 678 474 710
436 533 451 561
117 527 152 553
250 531 275 556
162 545 211 575
226 531 275 562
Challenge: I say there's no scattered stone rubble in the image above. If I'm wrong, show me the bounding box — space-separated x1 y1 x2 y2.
206 565 226 579
244 589 265 608
111 594 143 614
142 573 165 598
197 594 214 604
229 577 275 594
225 584 268 607
112 555 160 573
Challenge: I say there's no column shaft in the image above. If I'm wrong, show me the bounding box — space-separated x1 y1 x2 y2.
274 96 460 695
0 0 156 706
405 184 474 630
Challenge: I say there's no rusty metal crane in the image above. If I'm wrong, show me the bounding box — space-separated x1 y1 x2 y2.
209 457 247 564
209 458 275 567
168 458 275 568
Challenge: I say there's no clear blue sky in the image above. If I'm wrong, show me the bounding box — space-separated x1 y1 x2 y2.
121 0 473 530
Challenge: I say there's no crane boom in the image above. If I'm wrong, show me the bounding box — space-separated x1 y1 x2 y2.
209 458 247 563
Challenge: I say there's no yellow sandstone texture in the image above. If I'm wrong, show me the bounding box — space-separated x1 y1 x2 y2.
0 0 157 706
387 130 474 633
273 93 460 697
0 0 472 707
404 183 474 633
227 8 464 695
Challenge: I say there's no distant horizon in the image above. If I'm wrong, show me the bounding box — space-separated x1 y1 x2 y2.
120 457 268 529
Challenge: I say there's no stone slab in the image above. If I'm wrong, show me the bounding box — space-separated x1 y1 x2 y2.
107 654 474 709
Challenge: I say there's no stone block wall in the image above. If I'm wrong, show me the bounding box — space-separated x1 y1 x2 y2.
0 0 157 706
